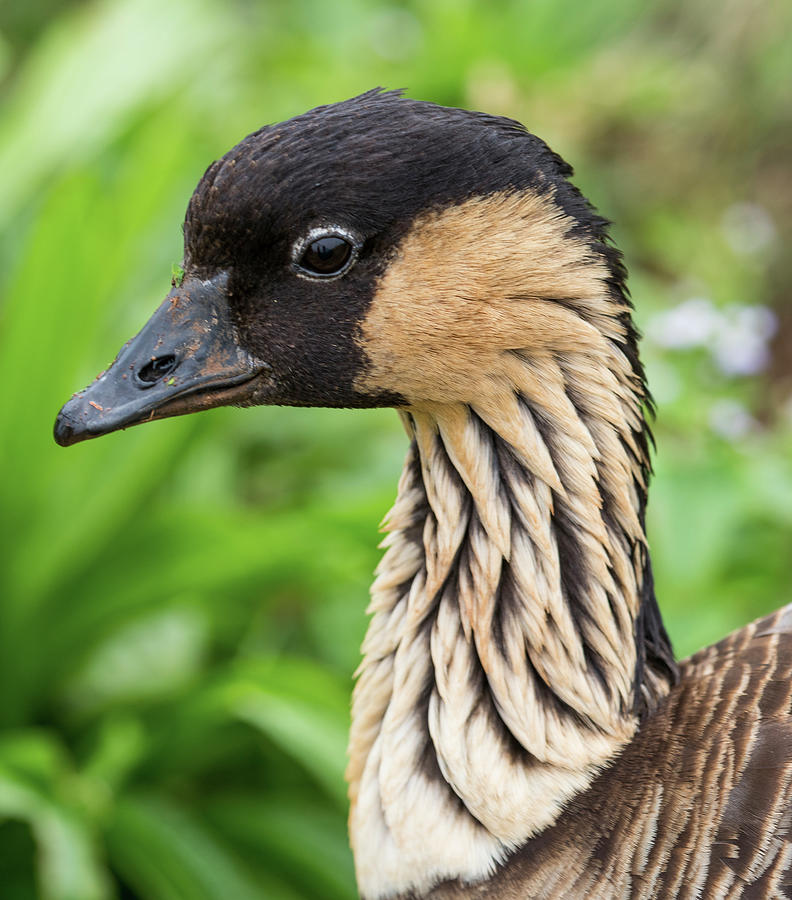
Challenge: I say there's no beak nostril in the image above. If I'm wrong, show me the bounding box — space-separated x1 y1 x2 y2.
136 354 178 386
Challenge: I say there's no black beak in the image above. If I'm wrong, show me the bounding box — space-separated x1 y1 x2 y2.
54 273 268 447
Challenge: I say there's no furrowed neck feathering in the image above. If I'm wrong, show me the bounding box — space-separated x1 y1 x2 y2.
348 191 676 899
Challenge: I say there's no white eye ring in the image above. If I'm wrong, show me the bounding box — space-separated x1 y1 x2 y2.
291 225 360 280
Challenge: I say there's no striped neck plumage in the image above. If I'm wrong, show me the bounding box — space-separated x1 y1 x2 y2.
347 355 676 899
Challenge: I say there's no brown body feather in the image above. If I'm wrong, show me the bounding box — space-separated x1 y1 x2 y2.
420 605 792 899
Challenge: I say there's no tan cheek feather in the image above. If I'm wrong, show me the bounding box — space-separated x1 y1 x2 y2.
355 189 624 406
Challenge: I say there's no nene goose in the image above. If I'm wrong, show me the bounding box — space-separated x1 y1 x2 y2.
55 90 792 899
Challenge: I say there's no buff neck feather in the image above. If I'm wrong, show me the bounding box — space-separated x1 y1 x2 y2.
347 347 674 899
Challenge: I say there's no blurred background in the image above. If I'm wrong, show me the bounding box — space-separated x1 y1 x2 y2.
0 0 790 896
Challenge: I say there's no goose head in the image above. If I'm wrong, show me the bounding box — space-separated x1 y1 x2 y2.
53 89 640 445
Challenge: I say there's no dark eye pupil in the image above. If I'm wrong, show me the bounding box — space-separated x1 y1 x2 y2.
300 236 352 275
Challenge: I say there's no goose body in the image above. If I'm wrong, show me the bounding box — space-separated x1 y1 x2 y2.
423 607 792 898
55 91 792 899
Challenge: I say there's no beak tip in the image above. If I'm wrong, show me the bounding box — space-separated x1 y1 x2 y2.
53 424 70 449
53 397 91 447
54 408 78 447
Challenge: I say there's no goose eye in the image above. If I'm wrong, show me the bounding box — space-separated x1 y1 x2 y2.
297 235 354 277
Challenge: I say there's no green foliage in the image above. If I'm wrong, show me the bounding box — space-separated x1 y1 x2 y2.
0 0 790 896
171 265 185 289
